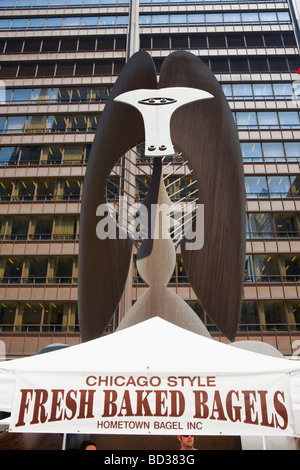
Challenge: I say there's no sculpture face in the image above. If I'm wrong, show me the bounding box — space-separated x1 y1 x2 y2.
114 87 213 157
78 50 246 342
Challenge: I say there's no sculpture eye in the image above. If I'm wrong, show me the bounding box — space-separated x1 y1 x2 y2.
138 97 177 105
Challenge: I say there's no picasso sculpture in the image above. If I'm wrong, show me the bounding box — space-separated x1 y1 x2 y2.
78 51 246 343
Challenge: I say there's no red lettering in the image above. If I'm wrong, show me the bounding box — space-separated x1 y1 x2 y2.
155 391 168 417
118 390 134 417
48 389 64 422
78 389 95 419
64 390 78 420
169 390 185 417
30 389 48 425
258 390 274 428
102 389 118 417
243 390 258 425
193 391 209 419
274 391 288 430
210 390 226 421
226 390 242 423
136 390 153 417
15 389 33 427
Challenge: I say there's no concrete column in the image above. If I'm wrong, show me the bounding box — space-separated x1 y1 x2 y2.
126 0 140 61
119 0 141 323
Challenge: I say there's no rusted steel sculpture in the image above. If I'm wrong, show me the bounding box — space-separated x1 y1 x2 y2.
78 50 245 342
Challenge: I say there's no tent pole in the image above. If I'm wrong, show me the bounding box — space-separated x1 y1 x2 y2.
262 435 266 450
62 433 67 450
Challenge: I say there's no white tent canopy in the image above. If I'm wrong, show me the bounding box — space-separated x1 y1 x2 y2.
0 317 300 437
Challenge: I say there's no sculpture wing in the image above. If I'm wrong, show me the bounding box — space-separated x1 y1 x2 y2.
159 51 246 341
78 51 157 341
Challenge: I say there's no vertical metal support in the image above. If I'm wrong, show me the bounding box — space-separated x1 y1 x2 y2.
119 150 136 322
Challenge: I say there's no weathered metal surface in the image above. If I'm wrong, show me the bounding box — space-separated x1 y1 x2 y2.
159 51 246 341
78 51 157 342
78 50 245 343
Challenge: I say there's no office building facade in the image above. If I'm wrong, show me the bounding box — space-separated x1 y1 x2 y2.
0 0 300 359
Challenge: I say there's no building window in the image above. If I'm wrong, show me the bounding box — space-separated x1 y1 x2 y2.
262 302 288 331
19 147 40 165
0 303 16 332
21 303 43 332
32 217 53 240
267 176 292 198
287 302 300 331
239 302 260 331
26 258 48 284
2 257 23 284
262 142 285 161
0 147 19 166
274 213 299 238
283 255 300 281
248 213 274 239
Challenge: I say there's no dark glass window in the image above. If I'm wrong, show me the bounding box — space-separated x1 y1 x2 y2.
54 258 73 283
264 33 283 47
208 34 226 48
62 180 81 200
283 32 297 47
97 37 114 51
269 57 288 72
5 39 23 53
287 56 300 72
3 258 23 283
140 35 151 49
0 303 16 332
171 35 188 49
0 180 12 200
78 38 96 51
60 38 78 52
20 147 40 165
22 303 43 331
115 36 126 50
249 58 269 73
245 34 264 47
27 258 48 283
94 60 112 75
23 39 41 53
114 60 125 75
18 63 36 78
42 38 60 52
230 58 249 73
0 64 18 79
274 213 298 237
33 218 53 240
37 62 56 77
227 34 245 47
264 302 287 331
56 62 74 76
190 34 207 48
44 146 63 164
239 302 259 331
18 180 36 200
153 35 169 49
36 180 55 200
210 58 229 73
75 62 94 76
